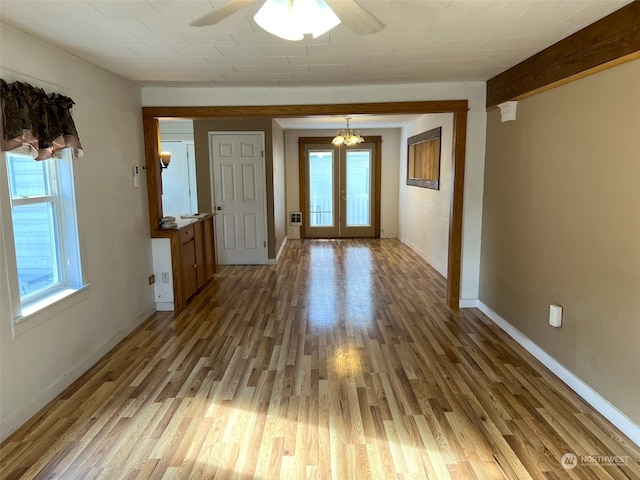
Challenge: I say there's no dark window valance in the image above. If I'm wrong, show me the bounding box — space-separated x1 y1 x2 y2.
0 79 83 160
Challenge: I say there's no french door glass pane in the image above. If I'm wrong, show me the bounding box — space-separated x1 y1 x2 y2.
345 150 371 227
12 202 61 297
309 150 334 227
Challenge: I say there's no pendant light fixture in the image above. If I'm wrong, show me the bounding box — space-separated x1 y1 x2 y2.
331 117 364 146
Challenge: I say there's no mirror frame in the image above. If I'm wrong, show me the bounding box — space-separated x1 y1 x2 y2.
407 126 441 190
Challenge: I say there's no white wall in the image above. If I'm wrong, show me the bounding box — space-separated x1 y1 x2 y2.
271 120 287 257
151 238 174 311
284 128 401 239
0 26 154 440
399 114 453 277
143 82 487 303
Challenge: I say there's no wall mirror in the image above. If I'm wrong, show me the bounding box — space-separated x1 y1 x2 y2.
158 119 198 216
407 126 441 190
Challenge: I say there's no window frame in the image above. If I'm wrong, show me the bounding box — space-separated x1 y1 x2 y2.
0 149 87 326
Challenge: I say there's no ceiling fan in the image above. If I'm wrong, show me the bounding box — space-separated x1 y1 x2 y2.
190 0 385 37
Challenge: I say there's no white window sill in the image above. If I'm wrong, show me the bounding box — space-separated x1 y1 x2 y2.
12 284 91 337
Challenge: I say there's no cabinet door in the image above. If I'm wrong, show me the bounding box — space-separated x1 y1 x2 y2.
204 216 216 278
181 239 197 300
194 221 206 289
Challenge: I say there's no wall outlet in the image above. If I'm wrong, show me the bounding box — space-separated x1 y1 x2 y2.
161 272 170 283
289 212 302 226
148 274 155 285
288 226 300 239
549 304 563 327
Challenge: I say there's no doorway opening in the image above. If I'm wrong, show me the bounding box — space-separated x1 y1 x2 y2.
299 137 381 238
142 100 468 307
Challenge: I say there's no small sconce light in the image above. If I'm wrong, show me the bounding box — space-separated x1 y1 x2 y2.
159 151 171 170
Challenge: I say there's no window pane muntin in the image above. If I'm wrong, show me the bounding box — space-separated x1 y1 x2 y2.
309 150 334 227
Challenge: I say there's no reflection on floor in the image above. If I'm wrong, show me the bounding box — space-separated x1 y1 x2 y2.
2 239 639 479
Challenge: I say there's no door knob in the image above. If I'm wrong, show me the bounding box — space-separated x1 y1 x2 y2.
216 206 222 211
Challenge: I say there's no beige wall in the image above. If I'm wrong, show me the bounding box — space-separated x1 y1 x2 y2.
399 114 453 277
480 59 640 425
1 26 154 439
193 119 282 260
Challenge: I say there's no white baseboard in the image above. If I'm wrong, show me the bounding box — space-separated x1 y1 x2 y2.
400 238 447 279
458 298 479 308
477 301 640 448
268 236 288 265
0 303 156 442
156 302 175 311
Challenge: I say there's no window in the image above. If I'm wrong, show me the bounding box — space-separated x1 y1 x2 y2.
1 149 85 322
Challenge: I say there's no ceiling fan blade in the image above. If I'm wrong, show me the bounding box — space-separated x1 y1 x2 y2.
190 0 258 27
324 0 385 35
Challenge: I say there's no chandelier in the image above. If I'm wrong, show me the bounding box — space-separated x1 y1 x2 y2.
331 117 364 146
254 0 341 41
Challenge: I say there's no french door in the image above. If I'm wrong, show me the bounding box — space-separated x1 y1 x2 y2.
302 140 379 238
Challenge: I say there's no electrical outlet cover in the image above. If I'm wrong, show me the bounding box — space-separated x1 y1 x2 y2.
549 304 563 327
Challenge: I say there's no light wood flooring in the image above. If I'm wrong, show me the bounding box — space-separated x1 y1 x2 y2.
1 239 639 479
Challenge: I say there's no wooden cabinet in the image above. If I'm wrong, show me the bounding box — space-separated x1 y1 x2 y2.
194 221 206 291
203 216 215 279
152 213 216 311
195 216 216 290
179 224 198 301
177 216 216 306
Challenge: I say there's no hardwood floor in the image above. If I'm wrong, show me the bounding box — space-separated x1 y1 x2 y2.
1 239 639 479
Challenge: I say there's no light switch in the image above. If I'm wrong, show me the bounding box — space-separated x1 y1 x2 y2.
133 166 139 188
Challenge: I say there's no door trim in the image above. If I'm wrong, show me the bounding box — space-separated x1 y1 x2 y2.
142 100 468 308
208 131 268 265
298 136 381 239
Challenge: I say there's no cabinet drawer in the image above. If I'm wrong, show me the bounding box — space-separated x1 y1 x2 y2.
179 225 195 244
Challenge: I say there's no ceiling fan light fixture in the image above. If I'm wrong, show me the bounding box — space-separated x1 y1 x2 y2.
254 0 341 41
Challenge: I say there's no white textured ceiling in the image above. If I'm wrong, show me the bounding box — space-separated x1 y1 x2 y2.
0 0 632 88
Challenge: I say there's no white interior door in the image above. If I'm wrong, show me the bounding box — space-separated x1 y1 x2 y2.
210 132 267 265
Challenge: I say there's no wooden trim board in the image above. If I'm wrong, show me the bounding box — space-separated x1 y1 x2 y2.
487 1 640 108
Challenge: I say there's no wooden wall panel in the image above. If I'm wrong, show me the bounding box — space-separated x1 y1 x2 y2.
447 111 467 308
